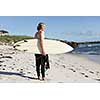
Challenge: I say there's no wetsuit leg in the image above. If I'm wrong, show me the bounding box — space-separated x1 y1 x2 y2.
35 54 41 78
41 55 46 78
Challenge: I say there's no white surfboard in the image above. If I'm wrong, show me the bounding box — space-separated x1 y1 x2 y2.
14 39 73 54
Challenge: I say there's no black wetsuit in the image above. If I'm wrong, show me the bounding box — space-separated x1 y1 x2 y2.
35 54 50 78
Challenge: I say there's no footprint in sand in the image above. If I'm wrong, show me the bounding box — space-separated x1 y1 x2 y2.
80 72 89 78
89 71 94 74
68 68 76 72
17 69 19 71
75 68 81 71
62 65 66 68
95 71 100 76
95 79 100 81
4 65 6 67
17 68 23 72
2 68 5 70
27 72 31 74
20 69 23 71
80 72 85 75
0 61 4 63
55 62 59 65
19 71 23 74
0 54 3 56
96 71 99 74
3 56 12 59
84 75 89 78
11 68 14 70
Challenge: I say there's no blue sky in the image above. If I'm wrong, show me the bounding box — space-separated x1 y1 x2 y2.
0 16 100 42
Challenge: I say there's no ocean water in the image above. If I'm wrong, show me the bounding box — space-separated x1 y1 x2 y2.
72 43 100 64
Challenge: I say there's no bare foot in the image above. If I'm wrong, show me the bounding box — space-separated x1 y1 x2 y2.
38 77 40 80
42 77 45 81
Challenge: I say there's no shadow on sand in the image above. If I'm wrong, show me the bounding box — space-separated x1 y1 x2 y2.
0 71 38 80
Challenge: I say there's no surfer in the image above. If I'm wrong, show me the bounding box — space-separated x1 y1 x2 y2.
34 22 50 81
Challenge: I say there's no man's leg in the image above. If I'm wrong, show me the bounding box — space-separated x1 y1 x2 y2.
35 54 41 79
41 55 46 80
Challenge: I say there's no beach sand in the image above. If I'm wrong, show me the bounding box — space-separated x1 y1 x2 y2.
0 45 100 83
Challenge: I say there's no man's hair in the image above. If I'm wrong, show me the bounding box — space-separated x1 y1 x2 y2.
37 22 46 31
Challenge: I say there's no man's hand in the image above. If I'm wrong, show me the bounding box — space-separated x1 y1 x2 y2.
42 51 46 56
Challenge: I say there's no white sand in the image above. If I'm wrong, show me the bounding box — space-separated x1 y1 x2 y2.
0 45 100 83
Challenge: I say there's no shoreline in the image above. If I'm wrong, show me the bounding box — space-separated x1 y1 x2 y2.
72 52 100 64
0 45 100 83
82 54 100 64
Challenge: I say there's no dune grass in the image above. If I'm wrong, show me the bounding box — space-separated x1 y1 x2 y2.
0 35 33 45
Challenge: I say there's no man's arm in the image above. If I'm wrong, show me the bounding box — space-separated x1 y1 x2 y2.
39 31 46 55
